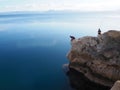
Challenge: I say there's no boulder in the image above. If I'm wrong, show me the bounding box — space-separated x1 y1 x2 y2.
111 80 120 90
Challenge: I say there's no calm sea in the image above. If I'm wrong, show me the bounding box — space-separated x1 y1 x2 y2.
0 11 115 90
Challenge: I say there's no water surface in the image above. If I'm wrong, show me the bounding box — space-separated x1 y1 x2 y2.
0 11 117 90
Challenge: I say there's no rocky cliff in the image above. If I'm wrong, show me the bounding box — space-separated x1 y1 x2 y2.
67 30 120 87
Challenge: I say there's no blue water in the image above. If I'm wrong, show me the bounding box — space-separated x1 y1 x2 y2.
0 24 71 90
0 11 118 90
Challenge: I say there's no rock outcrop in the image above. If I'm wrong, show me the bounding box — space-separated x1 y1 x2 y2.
67 30 120 87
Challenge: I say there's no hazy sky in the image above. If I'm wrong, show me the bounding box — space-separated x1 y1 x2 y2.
0 0 120 12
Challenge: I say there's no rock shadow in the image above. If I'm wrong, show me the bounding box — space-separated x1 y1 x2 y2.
66 68 110 90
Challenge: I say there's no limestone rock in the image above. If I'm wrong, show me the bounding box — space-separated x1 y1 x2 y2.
67 30 120 87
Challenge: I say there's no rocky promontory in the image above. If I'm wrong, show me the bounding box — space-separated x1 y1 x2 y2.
67 30 120 87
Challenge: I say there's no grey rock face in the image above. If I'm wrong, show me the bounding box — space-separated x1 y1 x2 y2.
67 30 120 87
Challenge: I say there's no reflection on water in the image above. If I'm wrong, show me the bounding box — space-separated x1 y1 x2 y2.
67 68 110 90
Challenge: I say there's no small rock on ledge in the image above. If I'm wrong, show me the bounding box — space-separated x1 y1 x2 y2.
111 80 120 90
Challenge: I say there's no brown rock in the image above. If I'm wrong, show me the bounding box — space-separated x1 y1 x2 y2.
67 30 120 87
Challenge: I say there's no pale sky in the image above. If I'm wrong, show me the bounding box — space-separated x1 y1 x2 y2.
0 0 120 12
